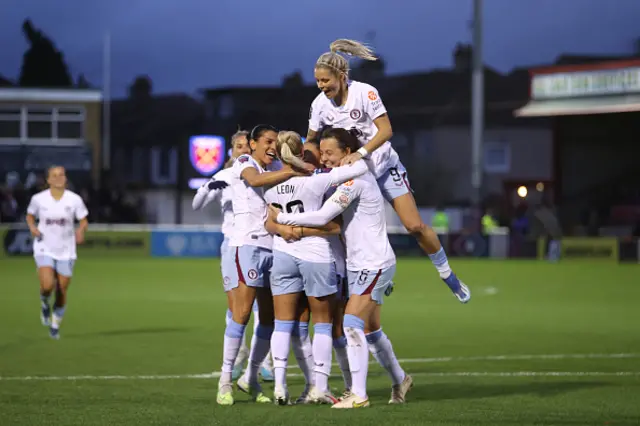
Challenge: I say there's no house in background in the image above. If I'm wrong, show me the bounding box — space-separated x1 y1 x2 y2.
0 87 102 187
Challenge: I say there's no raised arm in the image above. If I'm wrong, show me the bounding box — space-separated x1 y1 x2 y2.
192 180 227 210
241 167 298 188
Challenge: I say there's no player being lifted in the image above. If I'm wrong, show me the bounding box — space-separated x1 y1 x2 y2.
192 130 275 382
273 128 412 408
26 166 88 340
263 130 367 405
307 39 470 303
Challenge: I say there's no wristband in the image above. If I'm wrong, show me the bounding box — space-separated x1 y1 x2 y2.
357 147 369 158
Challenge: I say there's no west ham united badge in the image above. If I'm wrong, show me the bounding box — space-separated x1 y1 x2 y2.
189 135 225 176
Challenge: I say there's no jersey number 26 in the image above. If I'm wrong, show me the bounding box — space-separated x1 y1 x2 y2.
272 200 305 214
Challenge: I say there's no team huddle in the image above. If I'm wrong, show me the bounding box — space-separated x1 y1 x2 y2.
25 39 470 409
192 39 471 409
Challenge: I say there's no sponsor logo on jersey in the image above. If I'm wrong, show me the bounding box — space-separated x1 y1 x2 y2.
367 91 378 101
350 109 362 120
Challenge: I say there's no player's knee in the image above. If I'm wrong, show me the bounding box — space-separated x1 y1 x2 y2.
40 278 55 293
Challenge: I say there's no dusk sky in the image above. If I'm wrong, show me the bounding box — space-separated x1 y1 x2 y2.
1 0 639 97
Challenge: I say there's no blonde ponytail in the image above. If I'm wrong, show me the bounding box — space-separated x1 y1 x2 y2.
329 39 377 61
276 131 307 170
316 39 377 77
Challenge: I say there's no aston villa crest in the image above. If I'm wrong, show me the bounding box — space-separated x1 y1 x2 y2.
189 135 225 176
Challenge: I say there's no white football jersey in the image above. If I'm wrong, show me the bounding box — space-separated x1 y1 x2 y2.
324 186 346 277
263 161 368 264
27 189 88 260
229 154 273 249
278 171 395 272
192 167 236 238
309 80 399 178
213 168 235 238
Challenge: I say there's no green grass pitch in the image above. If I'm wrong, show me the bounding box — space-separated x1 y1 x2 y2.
1 257 639 425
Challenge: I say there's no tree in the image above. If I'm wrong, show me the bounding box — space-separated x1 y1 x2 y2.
76 73 91 88
281 70 304 89
128 75 153 99
18 19 73 88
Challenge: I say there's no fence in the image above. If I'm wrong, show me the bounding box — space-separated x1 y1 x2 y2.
1 224 638 262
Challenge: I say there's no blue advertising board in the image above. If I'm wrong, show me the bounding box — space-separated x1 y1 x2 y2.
151 231 224 258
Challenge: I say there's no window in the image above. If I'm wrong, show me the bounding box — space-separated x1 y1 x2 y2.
0 121 20 138
0 104 85 144
484 141 511 173
27 121 53 138
0 106 21 139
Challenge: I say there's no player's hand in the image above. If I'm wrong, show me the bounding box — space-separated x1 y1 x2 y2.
279 226 301 242
340 152 363 166
29 227 41 239
75 229 85 244
301 162 316 173
268 205 282 222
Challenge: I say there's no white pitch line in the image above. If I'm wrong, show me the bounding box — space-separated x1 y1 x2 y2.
2 371 639 382
395 352 640 364
2 353 638 382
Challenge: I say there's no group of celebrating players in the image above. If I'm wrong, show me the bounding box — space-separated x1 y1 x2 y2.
25 39 470 409
192 39 471 409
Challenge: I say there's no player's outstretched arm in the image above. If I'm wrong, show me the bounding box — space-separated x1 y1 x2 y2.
192 180 227 210
275 186 352 227
241 167 305 188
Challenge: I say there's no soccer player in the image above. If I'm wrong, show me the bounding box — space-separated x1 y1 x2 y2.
193 130 275 381
25 165 88 340
303 139 352 399
306 39 470 303
263 130 368 405
273 128 413 408
216 124 311 406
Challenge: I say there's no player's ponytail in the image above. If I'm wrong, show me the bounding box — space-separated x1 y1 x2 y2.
316 39 378 77
330 39 377 61
276 131 307 170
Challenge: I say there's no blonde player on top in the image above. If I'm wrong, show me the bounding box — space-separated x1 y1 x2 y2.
273 128 412 409
307 39 470 304
26 166 88 340
263 131 368 405
193 130 275 382
216 124 313 406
